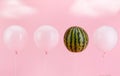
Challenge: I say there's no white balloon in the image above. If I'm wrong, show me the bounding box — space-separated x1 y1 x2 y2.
3 25 27 51
93 26 118 52
34 25 59 51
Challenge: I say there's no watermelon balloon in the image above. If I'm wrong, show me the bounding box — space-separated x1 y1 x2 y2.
64 26 89 53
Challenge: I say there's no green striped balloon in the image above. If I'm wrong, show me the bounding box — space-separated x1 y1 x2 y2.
64 26 89 53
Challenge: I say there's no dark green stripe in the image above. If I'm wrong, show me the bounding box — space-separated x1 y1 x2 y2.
76 28 79 52
70 28 73 52
74 28 77 52
82 29 87 49
82 30 86 51
79 28 84 51
64 29 69 49
77 28 81 51
72 28 76 52
82 29 88 49
67 28 72 51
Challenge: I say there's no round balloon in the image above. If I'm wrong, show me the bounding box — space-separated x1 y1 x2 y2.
34 25 59 51
93 25 118 52
3 25 27 52
64 26 89 53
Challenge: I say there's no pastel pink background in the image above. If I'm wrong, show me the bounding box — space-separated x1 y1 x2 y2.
0 0 120 76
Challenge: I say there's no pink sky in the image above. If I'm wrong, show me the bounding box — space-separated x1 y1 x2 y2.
0 0 120 76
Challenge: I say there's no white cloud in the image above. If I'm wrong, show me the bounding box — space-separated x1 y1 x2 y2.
0 0 37 18
70 0 120 17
